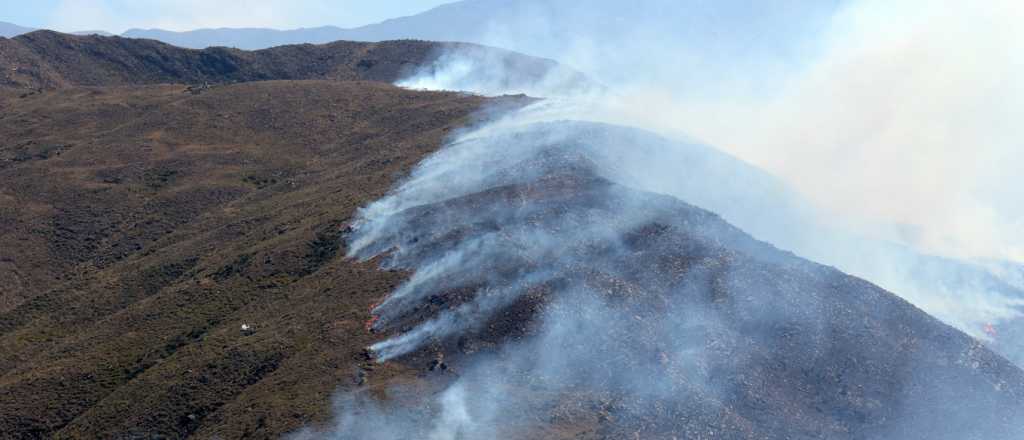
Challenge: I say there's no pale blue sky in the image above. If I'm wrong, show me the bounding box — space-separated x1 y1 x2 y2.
0 0 452 33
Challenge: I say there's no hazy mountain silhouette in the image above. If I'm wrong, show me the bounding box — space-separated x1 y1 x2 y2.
115 0 842 61
0 21 111 38
0 21 34 38
120 1 508 49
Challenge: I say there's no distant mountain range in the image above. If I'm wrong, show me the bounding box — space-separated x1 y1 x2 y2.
0 0 490 46
2 20 113 38
1 1 511 48
3 0 841 61
0 21 35 38
120 0 493 50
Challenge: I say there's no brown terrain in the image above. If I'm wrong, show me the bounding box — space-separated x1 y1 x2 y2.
2 30 1024 440
0 31 535 439
0 30 574 91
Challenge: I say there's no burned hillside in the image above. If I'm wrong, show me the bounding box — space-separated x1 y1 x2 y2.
334 123 1024 440
0 19 1021 440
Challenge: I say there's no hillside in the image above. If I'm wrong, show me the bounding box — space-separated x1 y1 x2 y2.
491 123 1024 368
332 121 1024 439
1 20 1022 440
0 80 530 438
4 83 1022 438
0 30 578 91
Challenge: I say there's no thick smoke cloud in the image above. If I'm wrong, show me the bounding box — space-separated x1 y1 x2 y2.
306 109 1023 438
526 0 1023 267
667 0 1024 264
393 0 1024 361
395 47 594 98
402 0 1024 264
297 1 1024 438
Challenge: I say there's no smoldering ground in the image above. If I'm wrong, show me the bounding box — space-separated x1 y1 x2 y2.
387 0 1024 363
288 111 1024 439
344 99 1024 364
294 1 1024 438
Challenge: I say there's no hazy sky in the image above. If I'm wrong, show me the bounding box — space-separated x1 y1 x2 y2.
0 0 452 33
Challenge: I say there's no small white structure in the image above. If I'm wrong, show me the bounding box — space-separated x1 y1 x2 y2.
241 323 256 335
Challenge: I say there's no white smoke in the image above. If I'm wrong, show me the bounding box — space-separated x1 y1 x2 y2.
666 0 1024 264
395 45 597 98
295 1 1024 438
476 0 1024 267
397 0 1024 264
389 0 1024 354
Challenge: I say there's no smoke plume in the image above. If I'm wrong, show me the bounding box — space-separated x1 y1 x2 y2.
296 108 1024 438
391 0 1024 361
297 1 1024 438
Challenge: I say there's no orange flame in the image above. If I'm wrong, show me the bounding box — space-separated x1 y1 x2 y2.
365 299 384 333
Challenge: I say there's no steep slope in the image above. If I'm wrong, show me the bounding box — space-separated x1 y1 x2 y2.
0 80 529 438
6 85 1019 438
332 122 1024 439
0 30 581 91
1 18 1020 440
483 122 1024 367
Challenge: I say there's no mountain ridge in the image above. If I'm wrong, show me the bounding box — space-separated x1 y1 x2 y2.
0 21 35 38
125 0 488 49
0 0 486 48
335 122 1024 438
2 5 1022 439
0 30 581 92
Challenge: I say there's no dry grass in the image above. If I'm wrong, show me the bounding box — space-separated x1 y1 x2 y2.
0 79 527 439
